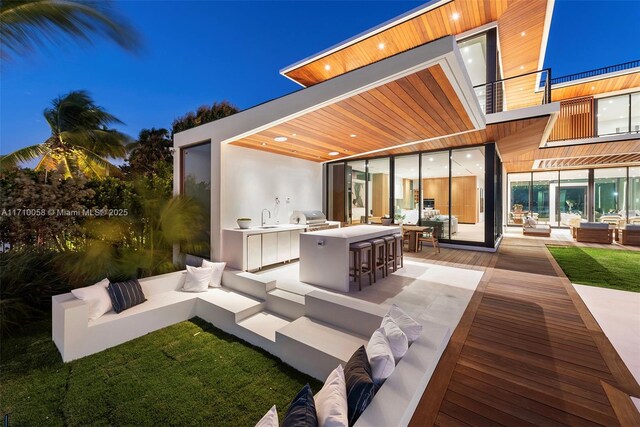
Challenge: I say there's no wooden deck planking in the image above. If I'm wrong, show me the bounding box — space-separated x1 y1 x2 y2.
408 236 640 426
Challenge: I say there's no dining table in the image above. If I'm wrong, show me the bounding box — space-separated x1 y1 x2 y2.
402 225 429 252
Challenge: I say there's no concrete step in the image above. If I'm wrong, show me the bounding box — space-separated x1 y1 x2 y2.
237 311 292 342
266 288 305 319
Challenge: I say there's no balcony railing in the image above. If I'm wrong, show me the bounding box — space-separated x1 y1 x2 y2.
474 69 551 115
550 60 640 85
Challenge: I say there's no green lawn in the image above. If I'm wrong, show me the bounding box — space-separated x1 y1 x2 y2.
1 318 321 426
547 246 640 293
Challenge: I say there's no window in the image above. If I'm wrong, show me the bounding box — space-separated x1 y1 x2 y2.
597 92 639 136
630 167 640 221
451 147 485 242
367 159 390 224
393 156 419 224
632 93 640 133
532 171 557 225
181 141 211 258
420 151 450 239
347 160 367 224
594 168 627 220
508 172 531 225
458 34 488 113
559 170 589 225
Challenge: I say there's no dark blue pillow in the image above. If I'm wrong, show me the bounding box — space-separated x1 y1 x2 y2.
281 383 318 427
345 346 376 426
107 279 146 313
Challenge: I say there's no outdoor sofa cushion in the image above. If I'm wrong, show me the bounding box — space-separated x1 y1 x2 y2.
201 259 226 287
387 304 422 343
380 314 408 361
366 328 395 384
255 405 278 427
344 346 376 426
624 224 640 231
581 222 610 229
281 384 318 427
107 279 147 313
70 278 112 321
314 365 348 427
182 265 213 292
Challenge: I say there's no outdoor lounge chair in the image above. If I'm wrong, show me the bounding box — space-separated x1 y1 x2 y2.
618 224 640 246
575 222 613 244
522 217 551 237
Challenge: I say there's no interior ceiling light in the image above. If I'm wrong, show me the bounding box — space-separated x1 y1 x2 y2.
324 64 331 71
467 59 473 63
521 31 526 36
378 42 385 50
350 134 357 138
274 136 288 142
463 47 469 52
520 65 524 70
609 100 614 103
451 12 460 20
466 153 471 158
328 151 339 156
291 133 297 136
429 157 434 162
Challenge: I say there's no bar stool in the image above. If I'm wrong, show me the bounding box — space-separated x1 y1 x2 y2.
369 238 387 281
349 241 374 291
393 233 404 269
382 235 397 274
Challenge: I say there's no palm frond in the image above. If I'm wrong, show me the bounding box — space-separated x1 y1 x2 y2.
75 146 122 178
61 128 129 158
0 143 49 168
0 0 141 60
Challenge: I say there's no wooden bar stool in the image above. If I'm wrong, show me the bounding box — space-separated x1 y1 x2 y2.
382 235 397 274
369 238 387 281
417 227 440 254
349 241 374 291
393 233 403 269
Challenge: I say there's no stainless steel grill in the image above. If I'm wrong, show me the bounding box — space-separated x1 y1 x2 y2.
290 210 339 231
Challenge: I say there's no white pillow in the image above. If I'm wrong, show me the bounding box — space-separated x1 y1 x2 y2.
366 327 395 384
201 259 226 287
71 278 112 321
182 265 213 292
255 405 278 427
388 304 423 343
314 365 348 427
381 314 409 361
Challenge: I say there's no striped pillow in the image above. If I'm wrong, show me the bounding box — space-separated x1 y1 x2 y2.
107 279 147 313
281 384 318 427
345 346 376 426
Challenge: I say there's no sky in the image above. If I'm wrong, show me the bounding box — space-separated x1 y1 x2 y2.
2 0 639 157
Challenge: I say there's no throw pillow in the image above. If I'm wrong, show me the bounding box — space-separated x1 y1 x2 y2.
314 365 348 427
71 278 112 321
366 328 395 384
107 279 147 314
183 265 213 292
201 259 226 287
344 346 376 426
255 405 278 427
281 384 319 427
388 304 423 343
380 314 409 361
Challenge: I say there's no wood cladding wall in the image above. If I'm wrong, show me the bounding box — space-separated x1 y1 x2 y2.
549 97 595 141
423 176 478 223
372 173 389 217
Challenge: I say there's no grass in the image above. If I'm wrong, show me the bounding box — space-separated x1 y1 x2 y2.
547 246 640 293
0 317 321 426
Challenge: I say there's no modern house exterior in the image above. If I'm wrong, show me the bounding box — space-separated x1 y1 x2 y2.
173 0 640 260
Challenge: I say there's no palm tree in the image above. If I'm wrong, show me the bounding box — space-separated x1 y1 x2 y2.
0 0 141 60
0 90 130 179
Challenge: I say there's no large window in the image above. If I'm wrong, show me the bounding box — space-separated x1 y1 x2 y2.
367 159 390 223
630 167 640 221
182 141 211 258
458 34 488 113
597 92 639 136
532 171 556 225
347 160 367 224
421 151 450 239
451 147 485 242
559 170 589 225
594 168 627 220
393 156 419 224
508 172 531 225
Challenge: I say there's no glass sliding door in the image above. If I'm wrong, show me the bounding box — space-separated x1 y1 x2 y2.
532 171 557 225
181 141 211 258
597 92 637 136
594 168 627 221
451 147 485 242
559 170 588 226
630 167 640 223
367 158 390 224
507 172 531 225
420 151 450 239
632 93 640 133
393 155 420 224
346 160 367 224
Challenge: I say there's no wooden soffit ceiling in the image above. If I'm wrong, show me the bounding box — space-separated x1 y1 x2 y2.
551 71 640 102
230 64 476 162
282 0 551 88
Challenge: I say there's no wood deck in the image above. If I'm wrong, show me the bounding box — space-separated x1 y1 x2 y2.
407 236 640 426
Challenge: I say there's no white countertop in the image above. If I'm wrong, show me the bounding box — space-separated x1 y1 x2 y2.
303 225 400 242
223 224 308 235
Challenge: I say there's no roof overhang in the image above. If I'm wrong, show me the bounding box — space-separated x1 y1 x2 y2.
175 36 486 162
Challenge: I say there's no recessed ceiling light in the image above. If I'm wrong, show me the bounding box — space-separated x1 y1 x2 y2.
451 12 460 20
350 134 357 138
521 31 526 36
603 108 607 111
467 58 473 63
261 143 267 146
463 47 469 53
291 133 296 136
378 42 385 50
328 151 339 156
476 163 479 166
466 153 471 158
591 86 595 90
619 115 624 118
520 65 524 70
429 157 434 162
324 64 331 71
292 150 297 153
609 100 613 104
274 136 288 142
479 91 483 95
479 167 483 170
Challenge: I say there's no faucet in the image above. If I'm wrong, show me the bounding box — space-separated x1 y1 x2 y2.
261 209 271 226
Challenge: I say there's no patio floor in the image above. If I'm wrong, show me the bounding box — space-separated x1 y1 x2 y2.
408 235 640 426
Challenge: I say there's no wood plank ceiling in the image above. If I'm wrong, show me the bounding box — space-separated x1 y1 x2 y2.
283 0 549 88
230 64 475 162
551 72 640 101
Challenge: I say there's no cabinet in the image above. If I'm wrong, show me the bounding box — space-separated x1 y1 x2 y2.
262 233 278 266
290 230 301 259
247 234 262 271
277 231 291 263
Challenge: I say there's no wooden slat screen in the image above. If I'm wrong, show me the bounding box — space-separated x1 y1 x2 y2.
549 96 595 141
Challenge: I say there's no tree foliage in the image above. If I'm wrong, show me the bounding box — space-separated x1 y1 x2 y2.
0 0 141 60
0 90 130 179
121 127 173 177
172 100 239 134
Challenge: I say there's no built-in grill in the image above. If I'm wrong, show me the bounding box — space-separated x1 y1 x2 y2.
290 210 338 231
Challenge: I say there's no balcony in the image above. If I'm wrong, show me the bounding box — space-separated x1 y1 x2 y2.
474 69 552 115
